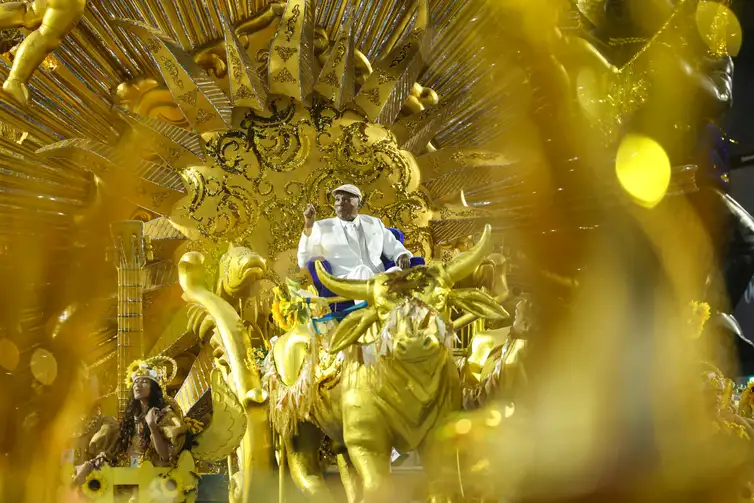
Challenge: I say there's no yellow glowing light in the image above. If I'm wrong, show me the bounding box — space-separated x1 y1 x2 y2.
504 403 516 418
30 349 58 385
470 458 490 473
455 418 472 435
696 1 742 57
486 408 503 427
0 339 20 371
615 134 671 208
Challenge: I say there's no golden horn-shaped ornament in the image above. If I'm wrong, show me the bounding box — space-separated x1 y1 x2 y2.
445 224 493 284
314 260 372 302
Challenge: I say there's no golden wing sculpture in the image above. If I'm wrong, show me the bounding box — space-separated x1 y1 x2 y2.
190 369 247 463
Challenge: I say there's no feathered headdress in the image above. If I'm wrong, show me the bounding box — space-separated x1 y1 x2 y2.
125 356 178 391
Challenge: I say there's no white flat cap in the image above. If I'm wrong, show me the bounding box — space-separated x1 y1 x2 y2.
331 184 362 199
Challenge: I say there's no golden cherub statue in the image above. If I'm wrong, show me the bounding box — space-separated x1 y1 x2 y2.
0 0 87 105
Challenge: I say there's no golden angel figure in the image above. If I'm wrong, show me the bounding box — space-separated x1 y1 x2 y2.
0 0 87 104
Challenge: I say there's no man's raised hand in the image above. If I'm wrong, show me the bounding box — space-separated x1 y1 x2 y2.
303 203 316 235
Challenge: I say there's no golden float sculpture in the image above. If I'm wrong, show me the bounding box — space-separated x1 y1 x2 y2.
263 225 508 502
0 0 751 502
179 247 271 503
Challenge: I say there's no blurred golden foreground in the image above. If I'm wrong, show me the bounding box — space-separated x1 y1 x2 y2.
0 0 750 502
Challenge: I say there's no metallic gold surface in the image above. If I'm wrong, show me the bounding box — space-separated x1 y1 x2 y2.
115 78 191 127
115 19 233 133
313 9 355 109
222 16 268 111
352 0 429 125
0 0 747 502
268 0 315 101
0 0 87 105
179 248 271 503
190 369 247 463
174 344 213 414
110 221 146 417
264 225 509 501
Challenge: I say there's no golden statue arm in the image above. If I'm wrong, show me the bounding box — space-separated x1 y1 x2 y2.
0 0 87 105
179 251 272 503
178 251 265 406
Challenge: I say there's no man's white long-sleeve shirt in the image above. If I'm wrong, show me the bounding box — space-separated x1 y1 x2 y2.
297 214 412 278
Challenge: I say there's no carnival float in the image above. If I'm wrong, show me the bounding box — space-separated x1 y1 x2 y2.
0 0 753 502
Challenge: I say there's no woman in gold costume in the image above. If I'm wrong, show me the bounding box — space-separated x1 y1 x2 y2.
72 358 187 486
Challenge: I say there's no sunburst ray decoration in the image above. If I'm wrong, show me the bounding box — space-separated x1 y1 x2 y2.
0 1 740 502
1 0 530 273
0 2 539 426
0 0 719 370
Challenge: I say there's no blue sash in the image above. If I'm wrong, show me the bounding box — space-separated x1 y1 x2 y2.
308 300 368 334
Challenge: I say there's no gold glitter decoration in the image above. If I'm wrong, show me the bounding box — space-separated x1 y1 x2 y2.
177 90 198 106
377 69 393 85
364 87 381 106
274 46 298 62
234 85 255 101
175 96 430 259
607 36 650 46
577 64 650 143
273 67 297 84
195 109 217 125
322 71 339 88
576 0 606 26
574 0 695 143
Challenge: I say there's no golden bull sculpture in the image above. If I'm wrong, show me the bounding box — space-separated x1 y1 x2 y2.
266 224 509 502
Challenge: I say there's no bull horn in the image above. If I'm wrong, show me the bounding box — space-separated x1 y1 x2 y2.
315 260 371 302
445 224 493 284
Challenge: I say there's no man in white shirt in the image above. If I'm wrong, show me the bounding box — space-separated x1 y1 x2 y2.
297 184 413 280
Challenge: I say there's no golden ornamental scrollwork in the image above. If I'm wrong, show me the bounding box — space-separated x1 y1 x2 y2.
174 94 430 260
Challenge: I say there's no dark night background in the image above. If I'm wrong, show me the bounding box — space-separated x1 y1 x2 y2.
727 2 754 375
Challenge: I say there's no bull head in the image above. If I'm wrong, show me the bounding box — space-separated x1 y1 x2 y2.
316 224 510 354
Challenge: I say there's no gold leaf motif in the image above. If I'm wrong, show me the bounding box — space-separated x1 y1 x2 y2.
449 151 499 167
332 43 346 65
177 90 198 106
273 68 297 84
234 85 255 101
322 71 339 88
364 88 380 106
164 147 181 162
195 109 217 125
274 46 298 62
389 42 413 68
183 97 432 257
377 70 393 85
229 53 243 84
284 4 301 42
152 192 168 206
145 38 161 54
161 58 184 90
